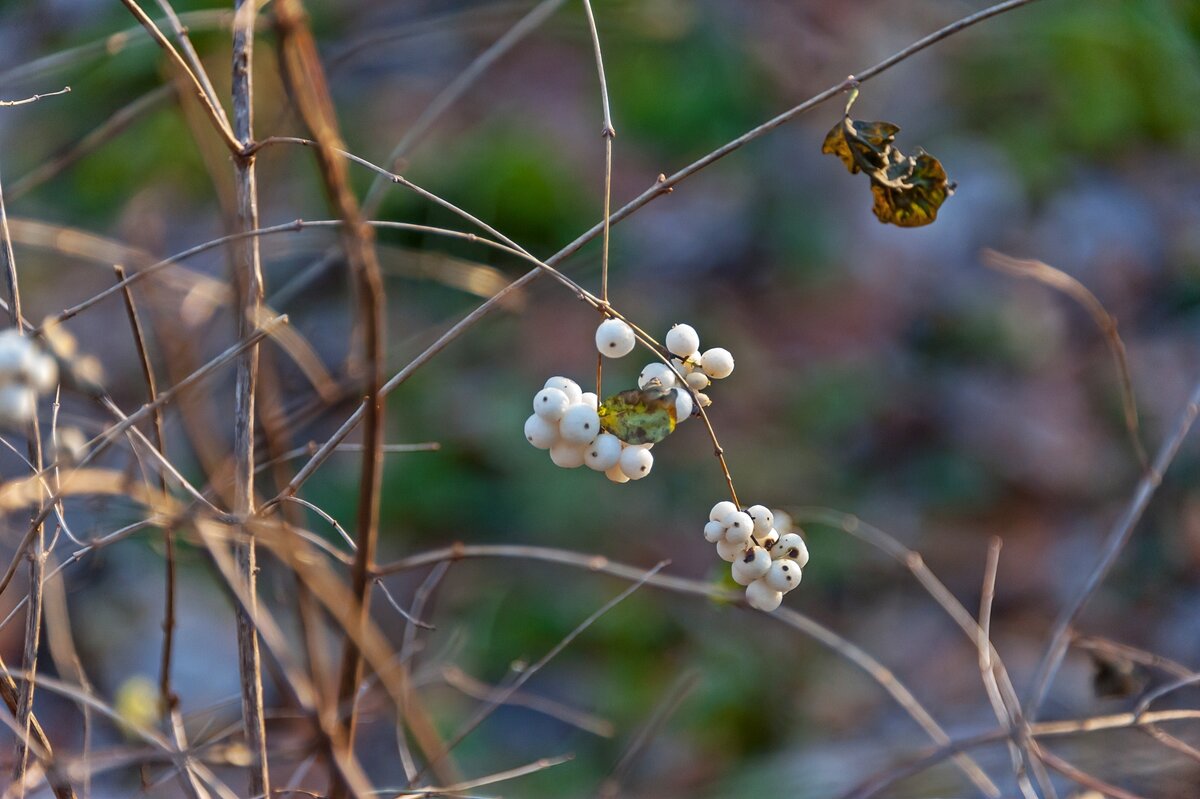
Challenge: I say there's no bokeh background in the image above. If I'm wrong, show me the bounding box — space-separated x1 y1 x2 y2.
2 0 1200 796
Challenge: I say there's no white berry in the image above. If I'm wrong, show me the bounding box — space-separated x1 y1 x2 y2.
533 387 570 421
764 559 802 593
709 501 737 522
701 347 734 379
595 318 636 358
722 511 754 544
685 371 710 391
759 528 780 550
618 445 653 480
745 579 783 611
772 510 793 535
703 520 726 543
673 389 693 421
549 439 587 468
543 376 582 404
584 433 623 471
605 464 630 483
619 443 657 475
580 391 599 410
27 353 58 393
638 362 677 390
746 505 774 535
524 414 558 449
0 384 36 427
731 546 772 585
771 533 808 567
715 537 745 563
559 404 601 444
665 324 700 358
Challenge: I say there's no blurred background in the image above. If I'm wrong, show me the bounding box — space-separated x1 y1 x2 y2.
2 0 1200 796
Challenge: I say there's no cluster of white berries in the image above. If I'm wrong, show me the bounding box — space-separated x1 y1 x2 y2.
524 376 655 483
0 329 58 428
705 501 809 612
596 319 735 408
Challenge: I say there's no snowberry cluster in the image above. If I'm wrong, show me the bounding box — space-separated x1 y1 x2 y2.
704 501 809 612
524 376 655 483
621 322 734 408
0 329 58 428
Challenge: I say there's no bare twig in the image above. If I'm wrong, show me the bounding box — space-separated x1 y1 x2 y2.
228 0 270 793
116 0 239 151
272 4 394 791
112 264 178 715
0 87 71 107
1031 743 1149 799
982 248 1147 469
374 543 1001 796
595 670 698 798
417 561 670 780
977 539 1041 799
1025 375 1200 720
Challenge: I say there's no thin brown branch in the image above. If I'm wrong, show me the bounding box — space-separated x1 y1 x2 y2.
1025 374 1200 719
0 87 71 107
416 561 670 781
271 2 392 791
982 248 1147 469
373 542 1001 796
116 0 240 152
1032 743 1149 799
595 670 698 798
229 0 270 794
112 264 177 717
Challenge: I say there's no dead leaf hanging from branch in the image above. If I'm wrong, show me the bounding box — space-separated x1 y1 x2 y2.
821 90 955 227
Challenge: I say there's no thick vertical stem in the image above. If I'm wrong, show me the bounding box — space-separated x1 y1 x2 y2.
231 2 270 795
272 3 389 791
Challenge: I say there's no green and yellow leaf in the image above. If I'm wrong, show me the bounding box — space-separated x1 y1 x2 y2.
598 387 678 445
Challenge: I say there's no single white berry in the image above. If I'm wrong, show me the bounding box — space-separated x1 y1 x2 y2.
685 371 710 391
722 511 753 544
559 404 601 444
584 433 623 471
715 537 745 563
665 324 700 358
638 362 677 390
524 414 559 449
745 579 783 611
773 509 794 535
0 331 27 375
746 505 774 535
544 376 583 404
673 389 693 421
618 445 654 479
549 439 587 468
701 347 734 379
709 500 738 522
580 391 599 410
703 520 726 543
771 533 808 567
759 528 780 551
0 384 36 427
605 464 630 483
764 559 802 593
731 546 772 585
27 353 57 393
595 318 636 358
533 387 570 421
695 392 712 408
